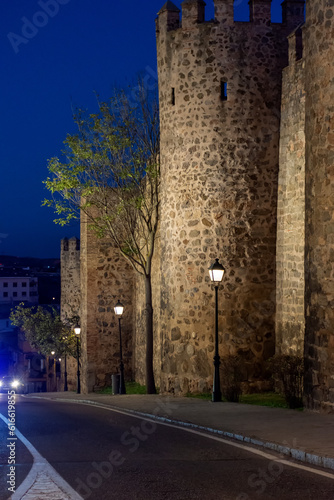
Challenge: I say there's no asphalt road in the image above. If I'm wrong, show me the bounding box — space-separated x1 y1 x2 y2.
0 395 334 500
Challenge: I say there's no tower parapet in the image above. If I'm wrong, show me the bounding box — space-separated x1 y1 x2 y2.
282 0 305 29
156 1 180 33
214 0 234 25
249 0 272 25
181 0 206 28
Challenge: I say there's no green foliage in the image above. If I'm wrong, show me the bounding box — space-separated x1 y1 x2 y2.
43 82 160 394
268 354 304 409
10 303 78 358
43 83 160 277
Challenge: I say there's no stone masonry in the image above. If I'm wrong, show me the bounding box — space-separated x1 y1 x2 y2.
155 0 304 394
80 213 134 393
60 236 81 390
304 0 334 411
61 0 334 411
276 26 305 357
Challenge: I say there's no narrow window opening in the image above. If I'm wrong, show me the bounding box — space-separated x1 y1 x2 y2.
295 34 303 61
171 87 175 106
221 81 227 101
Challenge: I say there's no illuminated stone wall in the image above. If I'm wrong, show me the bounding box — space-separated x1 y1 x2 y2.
304 0 334 411
155 0 304 394
276 27 305 357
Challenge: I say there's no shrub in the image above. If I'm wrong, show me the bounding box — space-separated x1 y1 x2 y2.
268 355 304 409
220 355 244 402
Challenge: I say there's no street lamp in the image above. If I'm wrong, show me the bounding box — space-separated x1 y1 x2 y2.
49 351 56 392
114 300 126 395
74 325 81 394
208 258 225 402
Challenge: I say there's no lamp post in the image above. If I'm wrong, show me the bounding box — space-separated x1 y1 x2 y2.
114 300 126 395
208 258 225 402
49 351 55 392
74 326 81 394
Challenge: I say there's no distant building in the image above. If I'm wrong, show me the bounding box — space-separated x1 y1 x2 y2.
0 304 18 376
0 269 39 306
0 268 45 389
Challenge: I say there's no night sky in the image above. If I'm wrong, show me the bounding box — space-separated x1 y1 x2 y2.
1 0 282 259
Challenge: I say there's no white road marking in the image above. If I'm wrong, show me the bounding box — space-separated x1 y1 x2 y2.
32 397 334 481
0 413 83 500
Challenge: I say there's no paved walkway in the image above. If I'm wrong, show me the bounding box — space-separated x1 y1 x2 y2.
23 392 334 472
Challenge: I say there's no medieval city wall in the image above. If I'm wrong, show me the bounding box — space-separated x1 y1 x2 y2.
60 0 334 412
276 28 305 356
60 237 81 321
80 215 134 393
60 237 81 390
304 0 334 411
155 0 304 394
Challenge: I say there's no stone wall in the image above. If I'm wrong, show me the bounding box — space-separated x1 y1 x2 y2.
276 27 305 356
155 0 305 394
60 237 81 321
80 214 134 393
60 237 80 390
304 0 334 411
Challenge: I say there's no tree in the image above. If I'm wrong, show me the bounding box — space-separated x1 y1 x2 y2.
10 304 78 358
43 85 160 393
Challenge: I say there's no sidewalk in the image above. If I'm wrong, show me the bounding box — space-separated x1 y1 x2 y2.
24 392 334 471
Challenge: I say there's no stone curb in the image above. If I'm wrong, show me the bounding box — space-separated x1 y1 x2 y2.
27 395 334 472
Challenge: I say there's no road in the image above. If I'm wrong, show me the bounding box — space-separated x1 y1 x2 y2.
0 394 334 500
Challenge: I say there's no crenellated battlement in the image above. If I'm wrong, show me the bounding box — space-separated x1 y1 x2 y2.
156 1 180 32
61 236 80 252
181 0 206 27
156 0 305 32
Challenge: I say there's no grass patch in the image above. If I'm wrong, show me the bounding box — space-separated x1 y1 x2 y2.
186 392 212 400
96 386 112 394
240 392 288 408
186 391 303 410
125 381 147 394
96 381 147 395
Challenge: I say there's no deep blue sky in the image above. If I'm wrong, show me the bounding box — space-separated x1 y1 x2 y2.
0 0 282 258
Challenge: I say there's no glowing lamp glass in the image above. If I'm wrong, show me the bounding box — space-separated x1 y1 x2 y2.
114 300 124 316
208 259 225 283
74 326 81 335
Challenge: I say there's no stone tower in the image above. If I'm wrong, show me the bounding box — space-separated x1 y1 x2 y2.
155 0 305 393
276 24 305 357
304 0 334 411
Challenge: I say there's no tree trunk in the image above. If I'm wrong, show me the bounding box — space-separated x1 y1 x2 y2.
145 273 156 394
